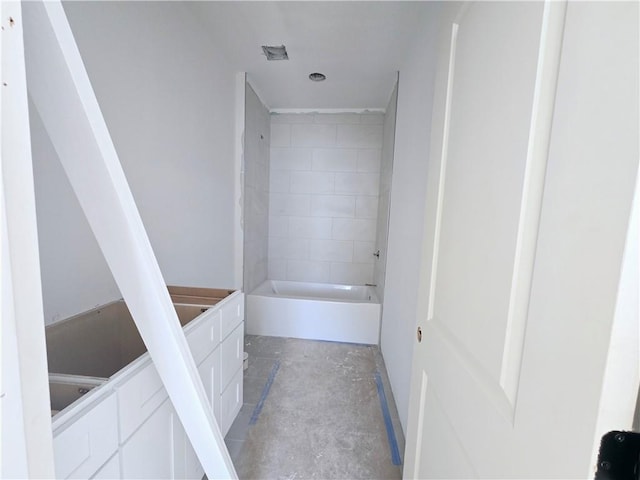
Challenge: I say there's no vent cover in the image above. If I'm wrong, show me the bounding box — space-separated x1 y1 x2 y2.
262 45 289 61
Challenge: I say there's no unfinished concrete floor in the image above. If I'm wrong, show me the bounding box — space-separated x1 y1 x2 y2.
224 335 404 480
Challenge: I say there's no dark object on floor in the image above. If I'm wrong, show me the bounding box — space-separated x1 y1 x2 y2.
595 431 640 480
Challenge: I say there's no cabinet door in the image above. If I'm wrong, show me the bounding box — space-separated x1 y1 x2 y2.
220 367 244 437
121 400 174 479
197 347 221 423
182 436 204 480
172 414 204 480
220 322 244 392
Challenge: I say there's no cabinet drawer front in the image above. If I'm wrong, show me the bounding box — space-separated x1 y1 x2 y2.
187 309 220 365
220 367 244 437
117 361 168 443
220 322 244 392
53 392 118 479
220 293 244 341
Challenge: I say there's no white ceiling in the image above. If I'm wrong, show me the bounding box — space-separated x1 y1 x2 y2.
188 2 439 111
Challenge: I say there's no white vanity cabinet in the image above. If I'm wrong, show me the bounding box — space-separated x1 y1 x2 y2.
49 289 244 479
197 347 222 424
120 399 174 478
219 322 245 435
218 296 245 435
52 392 118 479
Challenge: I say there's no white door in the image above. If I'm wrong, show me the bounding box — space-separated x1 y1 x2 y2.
404 1 639 478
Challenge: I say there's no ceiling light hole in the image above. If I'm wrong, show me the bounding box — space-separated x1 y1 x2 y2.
309 72 326 82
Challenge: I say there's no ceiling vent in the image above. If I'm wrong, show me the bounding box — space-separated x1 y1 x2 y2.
262 45 289 61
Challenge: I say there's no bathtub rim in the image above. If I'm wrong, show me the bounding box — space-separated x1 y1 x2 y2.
249 279 380 304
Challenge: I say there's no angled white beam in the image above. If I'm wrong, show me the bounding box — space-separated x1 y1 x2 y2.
21 2 237 478
1 2 55 478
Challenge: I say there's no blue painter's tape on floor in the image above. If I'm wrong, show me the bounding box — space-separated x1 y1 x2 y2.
249 360 280 425
374 371 402 466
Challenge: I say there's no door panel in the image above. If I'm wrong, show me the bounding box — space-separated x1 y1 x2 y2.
405 1 639 478
432 1 545 402
417 387 476 479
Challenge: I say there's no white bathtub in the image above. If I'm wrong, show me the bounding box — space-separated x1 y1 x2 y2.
246 280 381 344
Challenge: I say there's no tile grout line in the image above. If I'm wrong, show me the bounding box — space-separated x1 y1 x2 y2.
249 360 281 425
374 371 402 466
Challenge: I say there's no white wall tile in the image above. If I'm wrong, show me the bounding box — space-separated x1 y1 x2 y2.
357 149 382 173
360 113 385 125
332 218 377 241
312 149 358 172
379 164 393 194
310 195 356 218
356 196 379 219
291 124 337 147
313 113 361 124
271 113 314 124
270 123 291 147
246 166 267 195
289 217 332 239
268 237 309 260
271 148 312 171
252 259 268 289
270 193 310 216
246 189 269 217
269 216 289 237
330 263 374 285
244 84 270 293
310 239 353 263
258 224 270 248
335 173 380 195
376 194 390 254
336 124 383 148
268 258 287 280
269 170 290 193
244 238 259 258
354 241 376 264
256 162 269 187
287 260 331 283
268 113 385 285
267 236 286 259
290 171 335 194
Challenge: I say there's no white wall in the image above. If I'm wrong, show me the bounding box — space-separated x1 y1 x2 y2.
374 83 398 300
31 2 238 323
268 112 384 285
30 104 121 324
380 6 442 433
243 83 271 293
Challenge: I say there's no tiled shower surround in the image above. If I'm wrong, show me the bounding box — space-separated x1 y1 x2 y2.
243 84 270 293
268 112 384 285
